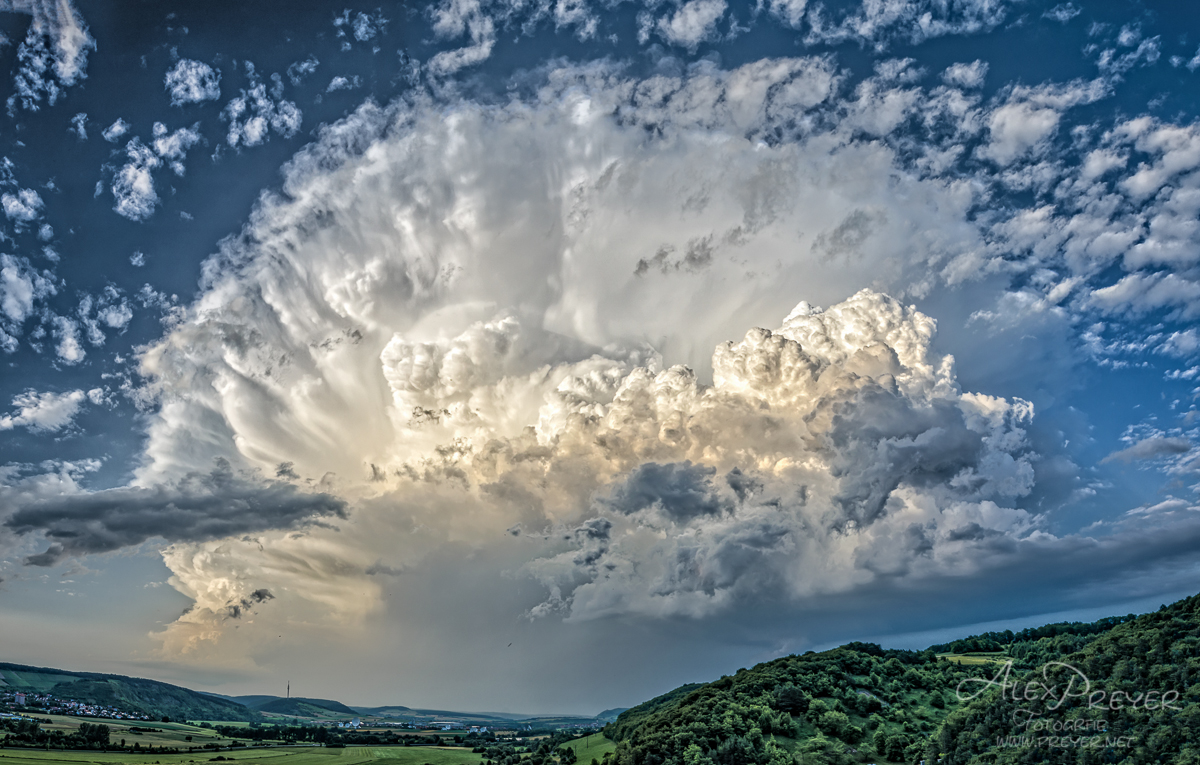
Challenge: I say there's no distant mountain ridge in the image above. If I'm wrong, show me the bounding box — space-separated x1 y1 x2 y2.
0 663 259 722
3 664 631 727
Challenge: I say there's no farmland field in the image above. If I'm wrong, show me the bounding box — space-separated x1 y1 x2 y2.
17 716 248 749
562 735 615 763
0 746 482 765
368 747 481 765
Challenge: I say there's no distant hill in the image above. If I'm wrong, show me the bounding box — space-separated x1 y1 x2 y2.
351 705 413 716
0 663 260 722
224 694 278 707
223 695 358 717
596 708 630 722
255 697 358 716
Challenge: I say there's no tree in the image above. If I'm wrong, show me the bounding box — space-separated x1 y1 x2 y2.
772 684 810 715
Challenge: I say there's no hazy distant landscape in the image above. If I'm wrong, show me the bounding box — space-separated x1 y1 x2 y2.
6 592 1200 763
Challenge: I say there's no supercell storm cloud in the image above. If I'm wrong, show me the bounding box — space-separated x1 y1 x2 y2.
0 0 1199 711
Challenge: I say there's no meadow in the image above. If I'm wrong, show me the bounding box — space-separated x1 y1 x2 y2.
561 735 615 764
21 716 230 749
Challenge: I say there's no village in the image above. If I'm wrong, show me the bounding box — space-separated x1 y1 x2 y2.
0 690 151 721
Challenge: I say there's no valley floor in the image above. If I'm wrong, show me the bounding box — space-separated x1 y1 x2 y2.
0 745 484 765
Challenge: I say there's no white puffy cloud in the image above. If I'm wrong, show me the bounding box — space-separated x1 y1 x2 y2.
652 0 727 50
164 59 221 106
334 9 388 45
77 286 133 346
767 0 808 28
68 111 86 139
426 0 607 73
515 292 1039 619
804 0 1013 47
428 0 497 76
52 315 83 364
1 188 43 222
101 118 128 142
1044 4 1080 23
222 81 302 148
0 255 38 324
1159 329 1200 357
110 124 203 219
326 75 359 93
419 0 1014 75
0 388 89 433
111 138 161 221
1095 36 1160 78
0 254 54 350
1090 272 1200 320
2 0 95 112
151 122 202 175
942 60 987 89
979 80 1108 165
286 56 318 85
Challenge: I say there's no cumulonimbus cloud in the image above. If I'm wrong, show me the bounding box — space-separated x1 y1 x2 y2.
5 53 1200 658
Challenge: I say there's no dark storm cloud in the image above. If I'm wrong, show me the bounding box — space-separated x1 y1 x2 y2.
4 459 347 566
601 461 732 521
827 392 987 525
664 519 794 595
226 588 274 619
365 561 406 576
580 517 612 538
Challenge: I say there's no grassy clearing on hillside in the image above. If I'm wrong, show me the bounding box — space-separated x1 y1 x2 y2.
935 652 1009 666
0 746 480 765
563 735 615 763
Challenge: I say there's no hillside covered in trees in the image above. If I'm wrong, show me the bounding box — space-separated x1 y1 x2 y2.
603 594 1200 765
0 663 260 722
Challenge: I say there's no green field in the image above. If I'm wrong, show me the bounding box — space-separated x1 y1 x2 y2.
0 746 481 765
563 735 615 764
22 715 249 749
368 747 481 765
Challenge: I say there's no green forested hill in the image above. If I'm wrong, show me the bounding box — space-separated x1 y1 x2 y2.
606 684 704 741
605 642 986 765
932 594 1200 765
253 697 358 716
604 596 1200 765
0 663 260 722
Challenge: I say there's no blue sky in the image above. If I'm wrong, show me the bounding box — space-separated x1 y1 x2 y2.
1 0 1200 714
